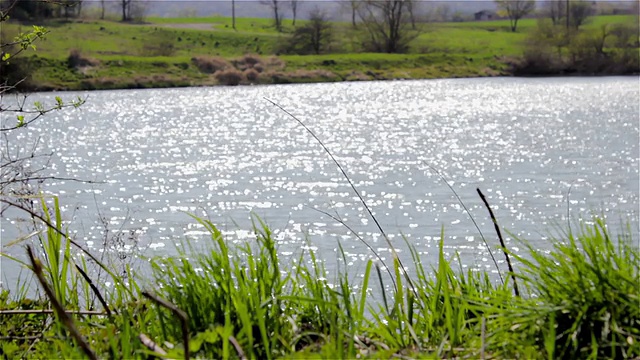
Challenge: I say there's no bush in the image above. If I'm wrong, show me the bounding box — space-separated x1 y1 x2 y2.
244 68 260 82
230 54 263 71
285 9 333 55
67 49 99 69
191 56 231 74
265 56 286 70
514 220 640 359
214 68 245 85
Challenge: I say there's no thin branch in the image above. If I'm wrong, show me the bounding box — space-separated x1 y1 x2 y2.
476 188 520 297
142 291 190 360
307 205 396 288
0 99 86 132
228 335 247 360
0 176 104 186
72 263 113 316
1 197 134 297
427 165 504 284
139 333 168 358
27 245 98 360
264 97 417 295
0 309 107 316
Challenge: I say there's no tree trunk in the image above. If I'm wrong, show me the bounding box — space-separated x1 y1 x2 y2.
232 0 236 30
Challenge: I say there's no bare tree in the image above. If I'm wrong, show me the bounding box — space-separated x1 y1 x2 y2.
121 0 130 21
433 3 451 22
358 0 418 53
543 0 565 25
405 0 416 29
568 0 594 29
232 0 236 29
287 8 332 54
100 0 105 19
338 0 360 28
495 0 535 32
290 0 299 26
261 0 283 32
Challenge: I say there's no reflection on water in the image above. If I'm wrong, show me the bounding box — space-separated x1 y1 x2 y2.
2 77 639 285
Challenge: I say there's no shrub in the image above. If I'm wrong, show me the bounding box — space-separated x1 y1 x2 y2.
67 49 99 69
214 68 245 86
285 9 333 55
244 68 260 82
253 63 264 73
241 53 261 67
514 220 640 359
265 56 286 70
191 56 231 74
231 54 263 71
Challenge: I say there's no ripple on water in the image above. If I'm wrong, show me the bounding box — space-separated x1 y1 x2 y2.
1 78 638 281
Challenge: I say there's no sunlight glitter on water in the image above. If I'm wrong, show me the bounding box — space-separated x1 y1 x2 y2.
1 77 639 283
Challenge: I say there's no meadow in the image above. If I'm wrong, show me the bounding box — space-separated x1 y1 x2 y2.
2 14 635 90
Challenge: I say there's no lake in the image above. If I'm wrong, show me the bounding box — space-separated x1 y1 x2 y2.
1 77 638 288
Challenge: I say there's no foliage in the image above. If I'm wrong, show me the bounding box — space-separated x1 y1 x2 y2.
261 0 284 32
514 220 640 359
516 16 639 75
214 68 244 85
495 0 536 32
568 0 595 29
285 8 333 55
2 196 639 359
0 14 637 89
357 0 419 53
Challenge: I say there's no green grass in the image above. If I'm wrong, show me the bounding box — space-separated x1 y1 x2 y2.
2 14 637 90
1 192 638 359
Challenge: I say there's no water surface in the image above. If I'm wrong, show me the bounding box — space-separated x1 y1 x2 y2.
2 77 638 286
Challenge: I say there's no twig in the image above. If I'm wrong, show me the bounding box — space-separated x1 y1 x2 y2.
139 333 168 358
476 188 520 297
0 309 106 316
72 263 113 316
427 165 504 285
307 205 396 288
1 197 134 297
264 98 416 295
228 335 247 360
566 184 573 237
481 316 486 360
26 245 98 360
0 336 41 340
142 290 190 360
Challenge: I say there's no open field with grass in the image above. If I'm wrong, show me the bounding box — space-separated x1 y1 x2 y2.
3 14 636 90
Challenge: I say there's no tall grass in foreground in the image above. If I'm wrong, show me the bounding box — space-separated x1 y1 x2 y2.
1 197 639 359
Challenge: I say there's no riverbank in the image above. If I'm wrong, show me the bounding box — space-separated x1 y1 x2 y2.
1 199 639 359
4 15 637 91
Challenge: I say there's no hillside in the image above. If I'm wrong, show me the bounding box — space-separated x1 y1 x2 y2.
2 14 638 91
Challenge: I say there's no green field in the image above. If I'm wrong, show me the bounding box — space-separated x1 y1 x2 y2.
2 14 637 90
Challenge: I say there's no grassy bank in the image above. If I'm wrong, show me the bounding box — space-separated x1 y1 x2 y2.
1 194 639 359
3 15 636 91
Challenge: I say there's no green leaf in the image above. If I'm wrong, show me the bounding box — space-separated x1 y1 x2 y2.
55 96 63 108
1 53 10 62
16 115 25 127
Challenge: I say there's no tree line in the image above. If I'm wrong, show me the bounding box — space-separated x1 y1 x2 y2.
3 0 146 22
